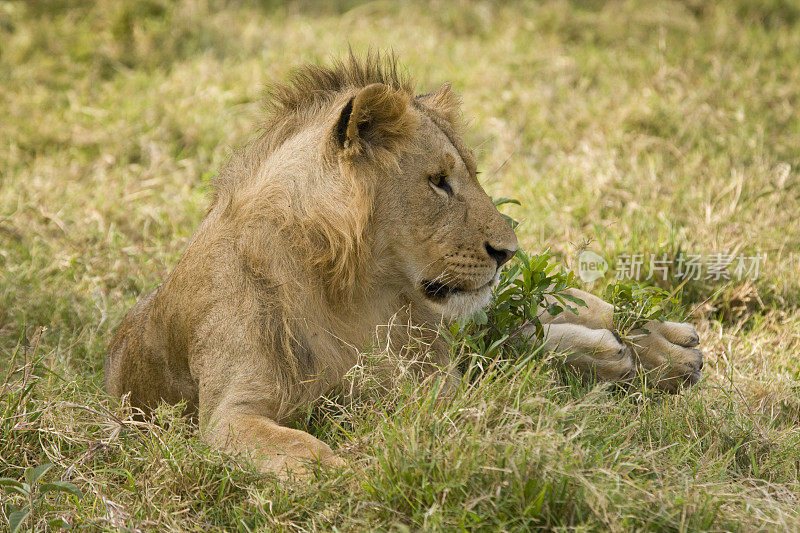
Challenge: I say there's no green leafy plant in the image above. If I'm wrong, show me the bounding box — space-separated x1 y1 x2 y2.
603 281 687 337
0 463 83 533
446 248 585 376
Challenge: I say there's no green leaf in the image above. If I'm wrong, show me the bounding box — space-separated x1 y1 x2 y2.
40 481 83 499
8 487 30 498
561 294 586 308
25 463 53 485
531 485 547 516
0 479 31 497
0 478 26 490
8 507 30 533
472 309 488 326
492 196 521 207
486 334 510 354
48 518 72 530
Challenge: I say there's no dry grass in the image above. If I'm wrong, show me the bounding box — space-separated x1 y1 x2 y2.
2 1 800 531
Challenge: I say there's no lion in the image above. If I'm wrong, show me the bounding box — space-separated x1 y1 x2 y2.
106 53 703 478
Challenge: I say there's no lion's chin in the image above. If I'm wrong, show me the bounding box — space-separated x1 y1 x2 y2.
420 274 498 320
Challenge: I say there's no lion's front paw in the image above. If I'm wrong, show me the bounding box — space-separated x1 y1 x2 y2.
629 321 703 392
256 439 346 482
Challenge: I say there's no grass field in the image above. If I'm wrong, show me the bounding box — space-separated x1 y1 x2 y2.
2 0 800 530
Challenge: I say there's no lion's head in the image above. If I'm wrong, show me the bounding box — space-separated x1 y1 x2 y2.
213 53 517 323
355 83 519 319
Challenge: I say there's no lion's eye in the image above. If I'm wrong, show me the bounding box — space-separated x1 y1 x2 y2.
429 172 453 196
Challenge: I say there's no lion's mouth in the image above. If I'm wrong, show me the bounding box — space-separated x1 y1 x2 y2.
421 278 493 301
421 280 461 300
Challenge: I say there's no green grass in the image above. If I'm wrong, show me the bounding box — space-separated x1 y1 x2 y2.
2 0 800 530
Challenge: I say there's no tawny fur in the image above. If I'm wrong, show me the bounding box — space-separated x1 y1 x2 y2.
106 53 702 478
106 53 518 476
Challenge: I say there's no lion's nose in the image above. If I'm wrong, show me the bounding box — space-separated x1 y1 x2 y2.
485 242 517 268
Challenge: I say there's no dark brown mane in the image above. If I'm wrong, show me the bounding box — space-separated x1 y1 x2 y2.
268 51 411 118
212 52 414 205
261 51 413 151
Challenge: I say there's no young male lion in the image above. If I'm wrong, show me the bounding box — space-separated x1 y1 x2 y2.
106 54 703 477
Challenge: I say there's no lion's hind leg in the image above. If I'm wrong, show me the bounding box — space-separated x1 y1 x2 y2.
529 323 635 382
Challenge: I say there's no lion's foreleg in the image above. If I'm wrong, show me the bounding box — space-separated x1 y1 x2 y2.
527 288 632 381
534 288 703 390
535 322 635 381
202 397 344 480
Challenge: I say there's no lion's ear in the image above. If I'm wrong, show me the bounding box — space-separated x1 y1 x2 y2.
335 83 413 154
416 82 461 124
